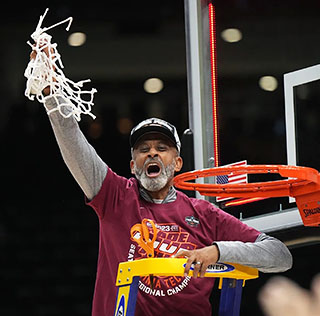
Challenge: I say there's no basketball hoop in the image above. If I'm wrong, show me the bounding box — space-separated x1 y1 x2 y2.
173 165 320 227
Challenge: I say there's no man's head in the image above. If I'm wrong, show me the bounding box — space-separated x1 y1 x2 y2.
129 118 183 197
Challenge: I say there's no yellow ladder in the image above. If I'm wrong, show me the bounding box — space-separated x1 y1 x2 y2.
114 258 258 316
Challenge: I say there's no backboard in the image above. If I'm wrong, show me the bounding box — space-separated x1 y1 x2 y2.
183 0 320 233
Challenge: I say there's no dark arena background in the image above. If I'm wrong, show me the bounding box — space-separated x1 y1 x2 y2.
1 1 320 315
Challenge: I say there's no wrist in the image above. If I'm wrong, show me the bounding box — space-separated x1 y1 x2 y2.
212 242 220 261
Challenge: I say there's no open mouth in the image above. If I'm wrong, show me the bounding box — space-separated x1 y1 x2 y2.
146 163 161 178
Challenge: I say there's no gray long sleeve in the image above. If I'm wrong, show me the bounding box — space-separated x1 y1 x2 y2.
45 97 108 200
216 233 293 273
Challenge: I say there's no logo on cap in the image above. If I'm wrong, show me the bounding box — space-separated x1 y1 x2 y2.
130 117 181 152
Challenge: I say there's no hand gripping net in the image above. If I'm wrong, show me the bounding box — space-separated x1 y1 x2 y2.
24 8 97 121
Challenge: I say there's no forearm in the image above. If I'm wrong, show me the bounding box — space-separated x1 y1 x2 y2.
45 96 107 200
215 233 293 273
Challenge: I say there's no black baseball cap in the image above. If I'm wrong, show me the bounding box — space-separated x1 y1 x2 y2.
130 118 181 153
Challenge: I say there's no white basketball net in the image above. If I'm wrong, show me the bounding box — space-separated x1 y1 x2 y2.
24 8 97 121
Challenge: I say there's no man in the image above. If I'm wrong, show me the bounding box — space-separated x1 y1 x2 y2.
42 93 292 315
29 30 292 316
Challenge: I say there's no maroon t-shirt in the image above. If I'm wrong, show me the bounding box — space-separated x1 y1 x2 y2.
87 168 260 316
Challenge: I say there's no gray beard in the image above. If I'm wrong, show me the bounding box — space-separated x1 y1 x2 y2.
134 157 176 192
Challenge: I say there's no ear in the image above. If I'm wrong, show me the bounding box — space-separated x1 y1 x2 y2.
130 160 135 175
174 156 183 172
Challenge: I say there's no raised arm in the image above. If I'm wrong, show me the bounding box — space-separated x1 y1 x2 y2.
29 43 107 200
45 96 107 200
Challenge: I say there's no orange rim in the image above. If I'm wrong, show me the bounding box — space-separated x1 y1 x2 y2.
173 165 320 199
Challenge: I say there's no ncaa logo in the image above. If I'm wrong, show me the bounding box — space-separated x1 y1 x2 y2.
185 215 200 227
115 295 125 316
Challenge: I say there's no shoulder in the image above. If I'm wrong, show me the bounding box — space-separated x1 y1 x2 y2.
176 189 221 215
105 167 138 189
176 189 247 224
88 168 140 218
93 167 139 203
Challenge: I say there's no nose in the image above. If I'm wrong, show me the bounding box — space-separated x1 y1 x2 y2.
148 147 158 158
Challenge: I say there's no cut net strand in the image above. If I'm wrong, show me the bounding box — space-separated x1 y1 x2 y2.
24 8 97 121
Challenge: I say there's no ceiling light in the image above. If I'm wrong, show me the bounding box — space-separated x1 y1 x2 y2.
259 76 278 92
221 28 242 43
68 32 86 47
144 78 164 94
